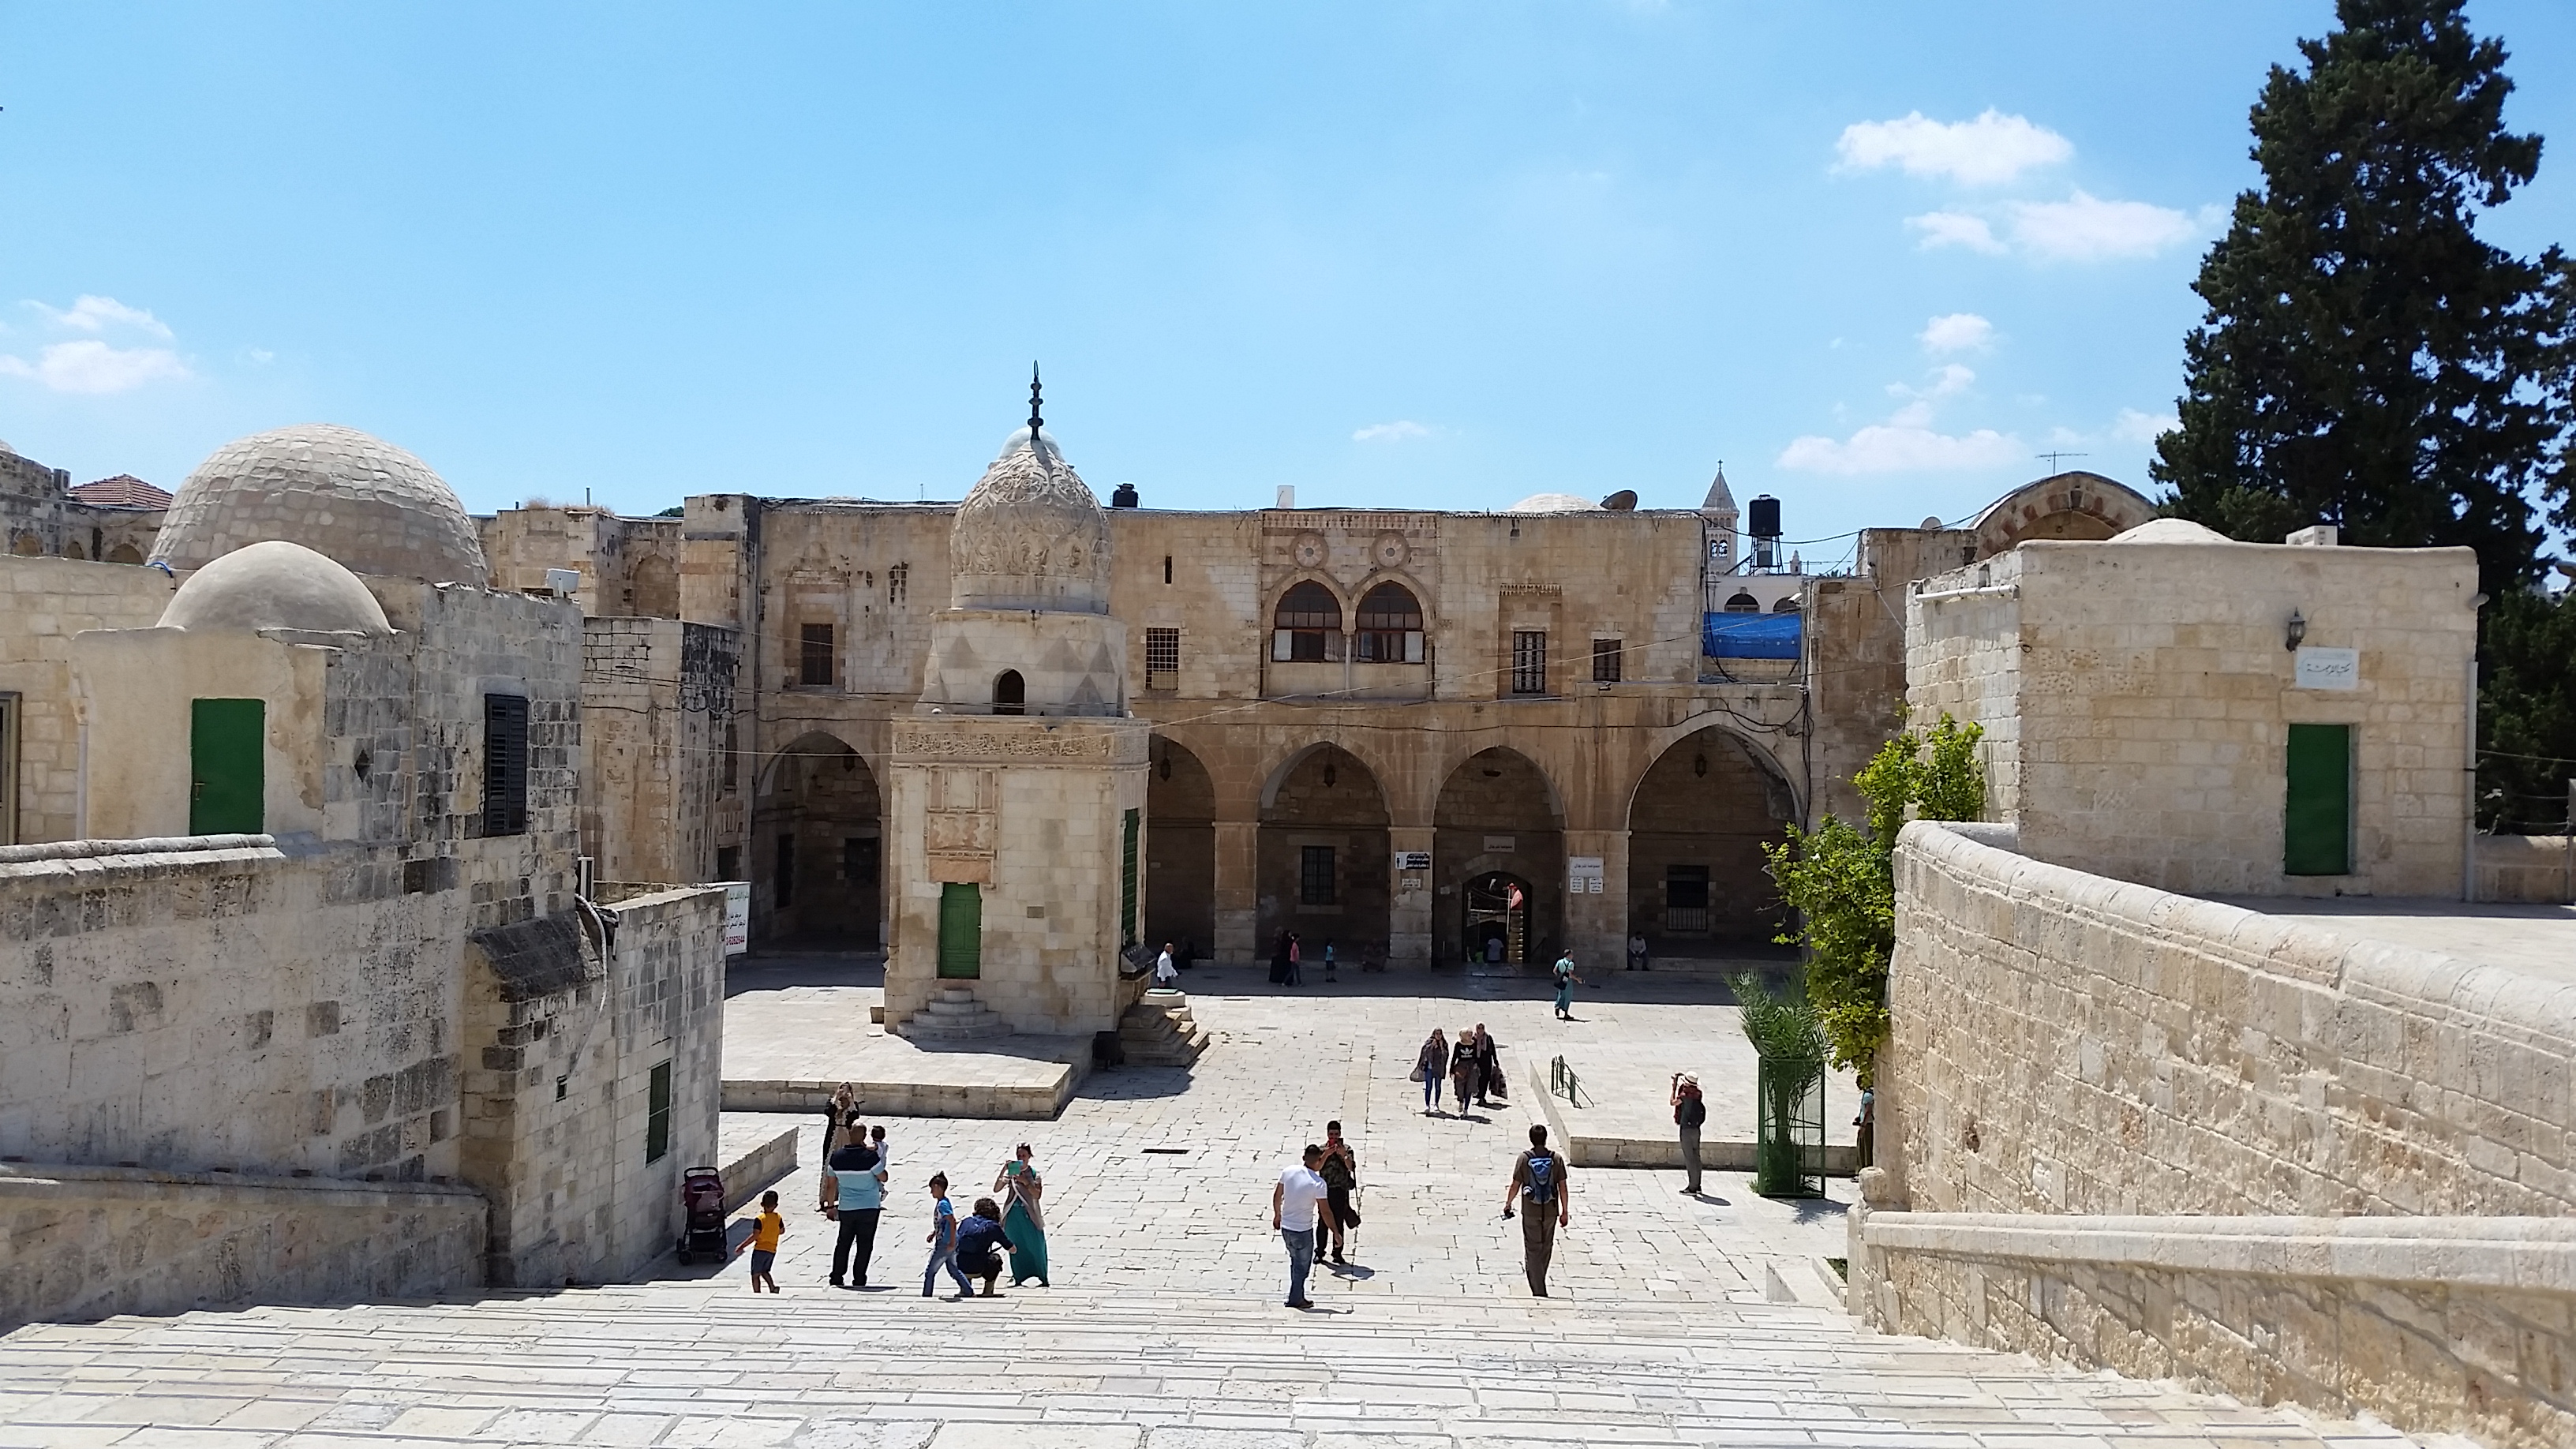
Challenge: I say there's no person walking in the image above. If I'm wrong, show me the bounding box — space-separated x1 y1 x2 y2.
1271 1144 1333 1309
1551 953 1583 1020
1503 1124 1571 1297
1471 1024 1503 1108
953 1198 1018 1298
923 1173 972 1299
1319 1121 1360 1265
1855 1086 1876 1170
1287 933 1304 987
1414 1028 1448 1114
1322 938 1338 983
733 1189 785 1294
1269 930 1293 986
1627 931 1649 972
1670 1073 1707 1195
823 1115 887 1289
1155 942 1179 987
994 1143 1049 1287
1449 1024 1479 1115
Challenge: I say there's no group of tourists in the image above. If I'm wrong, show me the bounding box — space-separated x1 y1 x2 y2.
1267 930 1342 985
734 1089 1049 1299
1412 1022 1508 1114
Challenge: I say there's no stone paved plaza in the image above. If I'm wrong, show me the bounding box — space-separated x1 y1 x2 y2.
0 965 2428 1447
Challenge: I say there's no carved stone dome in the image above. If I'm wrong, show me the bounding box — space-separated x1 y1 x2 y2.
949 426 1111 613
150 423 489 584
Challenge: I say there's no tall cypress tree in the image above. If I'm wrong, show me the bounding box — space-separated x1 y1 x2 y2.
2155 0 2575 597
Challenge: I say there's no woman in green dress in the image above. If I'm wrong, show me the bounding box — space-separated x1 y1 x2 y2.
994 1143 1049 1286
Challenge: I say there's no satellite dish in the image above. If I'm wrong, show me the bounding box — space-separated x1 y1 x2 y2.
1599 489 1638 511
1921 515 1945 530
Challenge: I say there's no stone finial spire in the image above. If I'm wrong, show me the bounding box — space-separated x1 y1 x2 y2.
1702 461 1737 515
1028 362 1044 436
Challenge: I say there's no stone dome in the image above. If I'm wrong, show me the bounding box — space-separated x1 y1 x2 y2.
158 540 394 635
1507 492 1602 514
2106 517 2233 545
149 423 489 584
949 426 1111 613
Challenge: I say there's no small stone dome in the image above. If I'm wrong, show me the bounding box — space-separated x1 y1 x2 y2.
1507 492 1602 514
150 423 489 584
2106 517 2234 545
158 540 394 635
949 426 1111 613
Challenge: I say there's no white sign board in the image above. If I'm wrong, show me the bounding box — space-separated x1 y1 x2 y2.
1483 835 1516 853
1397 851 1432 872
2293 646 2360 691
1569 856 1604 894
723 882 751 956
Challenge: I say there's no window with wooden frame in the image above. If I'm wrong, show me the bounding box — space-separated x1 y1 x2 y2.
1355 583 1425 663
1271 582 1342 662
799 623 836 687
481 694 530 836
1591 638 1623 683
1510 631 1548 695
1300 844 1337 906
1144 627 1181 690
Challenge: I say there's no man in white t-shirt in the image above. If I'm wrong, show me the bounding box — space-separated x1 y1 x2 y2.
1270 1144 1335 1309
1155 942 1178 987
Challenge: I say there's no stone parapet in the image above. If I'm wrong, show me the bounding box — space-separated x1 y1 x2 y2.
0 1161 484 1331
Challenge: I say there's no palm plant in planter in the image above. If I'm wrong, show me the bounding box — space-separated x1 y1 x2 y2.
1732 971 1827 1198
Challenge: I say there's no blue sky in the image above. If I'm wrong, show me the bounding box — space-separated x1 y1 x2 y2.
4 2 2574 564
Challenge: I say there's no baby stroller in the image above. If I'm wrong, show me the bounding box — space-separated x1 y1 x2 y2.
675 1166 725 1264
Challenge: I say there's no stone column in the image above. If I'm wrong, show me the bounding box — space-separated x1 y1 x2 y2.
1213 818 1259 964
1561 827 1627 971
1387 825 1434 964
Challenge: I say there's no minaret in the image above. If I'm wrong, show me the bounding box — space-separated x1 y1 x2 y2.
1699 462 1741 573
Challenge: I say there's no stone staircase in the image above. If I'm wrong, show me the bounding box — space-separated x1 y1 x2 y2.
1118 988 1210 1065
0 1281 2421 1447
892 985 1009 1042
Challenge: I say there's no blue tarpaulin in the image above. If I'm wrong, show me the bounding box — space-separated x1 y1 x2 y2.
1703 611 1801 659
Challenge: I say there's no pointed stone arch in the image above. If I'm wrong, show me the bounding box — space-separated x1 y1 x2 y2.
1257 742 1391 967
1433 747 1566 966
1146 734 1218 958
752 728 882 949
1623 724 1795 960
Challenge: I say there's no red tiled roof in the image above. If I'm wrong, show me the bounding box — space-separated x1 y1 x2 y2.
69 474 174 510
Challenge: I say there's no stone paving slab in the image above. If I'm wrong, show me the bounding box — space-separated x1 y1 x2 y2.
721 985 1088 1118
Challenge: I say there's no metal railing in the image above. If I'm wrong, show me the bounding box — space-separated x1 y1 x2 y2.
1549 1054 1589 1109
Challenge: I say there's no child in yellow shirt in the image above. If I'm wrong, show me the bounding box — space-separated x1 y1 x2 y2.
735 1189 784 1293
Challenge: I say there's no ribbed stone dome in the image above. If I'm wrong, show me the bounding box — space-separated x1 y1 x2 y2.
149 423 489 584
948 426 1110 613
158 540 394 635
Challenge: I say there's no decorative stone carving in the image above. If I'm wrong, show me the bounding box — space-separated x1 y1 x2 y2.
948 430 1111 613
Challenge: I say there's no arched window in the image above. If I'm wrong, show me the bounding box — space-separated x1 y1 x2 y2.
1723 591 1758 613
10 532 40 557
1772 595 1801 613
1354 582 1425 663
992 669 1025 715
1271 582 1342 662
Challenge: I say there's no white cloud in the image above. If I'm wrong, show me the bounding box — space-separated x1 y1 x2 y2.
1919 313 1994 354
1837 109 2073 185
1908 211 2005 253
0 339 191 394
2007 191 2206 261
1777 419 2023 475
1352 420 1431 444
2112 407 2180 443
31 294 173 339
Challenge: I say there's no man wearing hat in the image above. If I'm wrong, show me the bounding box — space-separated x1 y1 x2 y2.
1669 1073 1707 1195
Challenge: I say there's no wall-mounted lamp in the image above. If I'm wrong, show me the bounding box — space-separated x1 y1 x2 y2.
1693 753 1709 778
1158 751 1171 781
1322 758 1338 787
2286 608 2306 651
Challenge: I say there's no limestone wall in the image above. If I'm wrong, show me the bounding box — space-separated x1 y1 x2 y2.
1908 540 2480 897
581 617 742 886
458 885 726 1287
0 1163 484 1331
0 837 469 1183
1862 821 2576 1441
0 557 175 844
2477 833 2574 904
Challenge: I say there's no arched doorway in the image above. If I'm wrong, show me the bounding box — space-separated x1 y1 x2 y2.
1434 748 1564 966
753 730 882 949
1625 726 1795 961
628 554 680 618
1257 743 1391 966
1463 871 1532 966
1146 736 1216 960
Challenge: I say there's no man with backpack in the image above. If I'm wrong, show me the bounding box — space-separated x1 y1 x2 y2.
1670 1073 1707 1195
1501 1123 1571 1297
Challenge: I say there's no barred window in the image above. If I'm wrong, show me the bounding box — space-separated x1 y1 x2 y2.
1145 627 1181 689
1355 583 1425 663
1301 844 1337 906
799 623 835 687
1511 631 1548 695
1592 638 1623 683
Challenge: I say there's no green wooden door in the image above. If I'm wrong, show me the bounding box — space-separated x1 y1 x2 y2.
937 882 982 978
2284 723 2352 875
189 698 264 835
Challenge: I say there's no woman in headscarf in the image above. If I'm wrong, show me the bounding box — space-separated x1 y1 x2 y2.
994 1142 1049 1287
1269 930 1294 986
1415 1027 1449 1114
1449 1025 1478 1116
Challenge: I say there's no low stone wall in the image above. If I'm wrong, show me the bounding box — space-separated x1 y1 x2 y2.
0 1162 485 1331
1866 821 2576 1443
1855 1209 2576 1447
2477 832 2574 904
